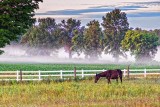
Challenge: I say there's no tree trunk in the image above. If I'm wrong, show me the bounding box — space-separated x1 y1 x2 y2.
114 55 119 63
69 49 72 59
127 65 130 79
64 45 72 59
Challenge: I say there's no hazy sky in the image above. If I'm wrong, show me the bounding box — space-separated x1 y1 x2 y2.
35 0 160 30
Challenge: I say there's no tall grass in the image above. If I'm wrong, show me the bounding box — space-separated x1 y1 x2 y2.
0 78 160 107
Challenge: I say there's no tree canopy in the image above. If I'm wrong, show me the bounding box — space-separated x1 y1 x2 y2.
83 20 103 59
71 26 85 56
60 18 84 58
0 0 42 54
102 9 129 61
21 18 62 56
121 30 159 61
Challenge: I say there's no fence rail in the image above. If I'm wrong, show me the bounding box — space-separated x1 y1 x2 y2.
0 69 160 81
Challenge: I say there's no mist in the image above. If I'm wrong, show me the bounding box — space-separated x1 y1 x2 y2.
0 45 160 64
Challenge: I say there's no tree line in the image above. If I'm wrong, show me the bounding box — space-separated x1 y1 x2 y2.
20 9 159 62
0 0 159 62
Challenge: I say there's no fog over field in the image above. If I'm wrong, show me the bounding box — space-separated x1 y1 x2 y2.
0 45 160 64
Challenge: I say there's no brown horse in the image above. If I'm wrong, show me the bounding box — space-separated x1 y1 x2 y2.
95 69 123 84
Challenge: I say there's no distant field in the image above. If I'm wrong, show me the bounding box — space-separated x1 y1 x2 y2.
0 63 160 71
0 78 160 107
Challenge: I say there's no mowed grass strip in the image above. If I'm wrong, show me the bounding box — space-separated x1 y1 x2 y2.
0 78 160 107
0 63 160 71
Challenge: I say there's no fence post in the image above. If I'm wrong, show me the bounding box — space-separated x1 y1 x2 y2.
144 69 146 77
60 70 63 79
123 69 126 77
19 70 22 81
127 65 130 79
82 69 84 78
74 67 76 79
38 70 41 81
16 70 19 81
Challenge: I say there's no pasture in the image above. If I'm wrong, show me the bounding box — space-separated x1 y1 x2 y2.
0 63 160 106
0 78 160 107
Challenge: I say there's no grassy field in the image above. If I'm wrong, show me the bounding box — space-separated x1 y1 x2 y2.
0 63 160 71
0 63 159 106
0 78 160 107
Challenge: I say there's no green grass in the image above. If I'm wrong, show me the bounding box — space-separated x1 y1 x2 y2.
0 78 160 107
0 63 159 71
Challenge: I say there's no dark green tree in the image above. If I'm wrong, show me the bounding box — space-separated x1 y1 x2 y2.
0 0 43 54
71 26 85 56
83 20 103 59
121 30 159 62
21 18 62 56
60 18 83 58
150 29 160 44
101 9 129 61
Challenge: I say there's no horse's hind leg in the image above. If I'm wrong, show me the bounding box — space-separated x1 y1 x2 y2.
108 79 111 84
108 78 111 84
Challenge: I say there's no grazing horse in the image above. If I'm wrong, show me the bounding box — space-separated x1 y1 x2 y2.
95 69 123 84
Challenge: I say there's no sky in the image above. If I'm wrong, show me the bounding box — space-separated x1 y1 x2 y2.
35 0 160 30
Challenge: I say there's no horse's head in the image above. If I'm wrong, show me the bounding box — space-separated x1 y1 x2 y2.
95 73 100 83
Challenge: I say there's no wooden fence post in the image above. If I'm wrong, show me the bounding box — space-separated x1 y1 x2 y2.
127 65 130 79
74 67 76 79
19 70 22 81
16 70 19 81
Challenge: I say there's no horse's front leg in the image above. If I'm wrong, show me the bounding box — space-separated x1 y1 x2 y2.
120 76 122 83
116 78 118 83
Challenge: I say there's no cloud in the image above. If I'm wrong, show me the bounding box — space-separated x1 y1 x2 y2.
35 1 160 30
125 1 160 6
35 5 160 18
36 5 145 16
127 12 160 17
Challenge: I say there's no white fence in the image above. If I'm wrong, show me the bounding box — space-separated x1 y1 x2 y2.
0 69 160 81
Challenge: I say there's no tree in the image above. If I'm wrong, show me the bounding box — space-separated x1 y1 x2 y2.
83 20 103 59
121 30 159 62
150 29 160 44
0 0 43 54
21 18 62 56
60 18 83 59
101 9 129 61
71 26 85 56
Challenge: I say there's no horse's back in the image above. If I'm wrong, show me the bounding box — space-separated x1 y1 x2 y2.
99 71 108 77
100 69 122 77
